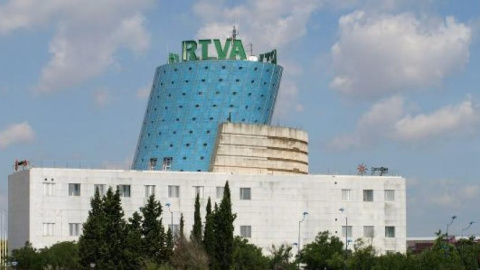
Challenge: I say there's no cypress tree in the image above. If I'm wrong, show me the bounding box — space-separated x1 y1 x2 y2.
140 194 167 264
166 227 174 260
124 211 143 269
78 187 106 269
203 197 216 268
214 181 236 269
180 213 185 240
101 187 127 269
191 193 203 243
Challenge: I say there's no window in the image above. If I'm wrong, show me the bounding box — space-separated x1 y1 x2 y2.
240 226 252 238
145 185 155 198
385 226 395 238
364 226 374 238
69 223 81 236
94 184 106 196
342 226 352 238
163 157 173 170
385 190 395 201
363 190 374 202
216 187 224 199
43 223 55 236
69 183 81 196
43 183 55 196
118 185 131 197
342 189 351 201
240 188 251 200
193 186 204 199
149 158 157 170
168 185 180 198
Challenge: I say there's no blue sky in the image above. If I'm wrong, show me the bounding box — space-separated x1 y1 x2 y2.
1 0 480 237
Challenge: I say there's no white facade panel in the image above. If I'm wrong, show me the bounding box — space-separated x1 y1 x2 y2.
8 168 406 255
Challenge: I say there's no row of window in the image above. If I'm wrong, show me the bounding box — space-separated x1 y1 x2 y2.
342 226 396 238
44 182 252 200
342 189 395 202
43 223 82 237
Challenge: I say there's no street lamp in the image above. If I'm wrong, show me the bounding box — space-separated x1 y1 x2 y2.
89 262 96 269
446 215 457 243
461 221 475 238
166 203 173 238
11 261 17 269
297 211 308 270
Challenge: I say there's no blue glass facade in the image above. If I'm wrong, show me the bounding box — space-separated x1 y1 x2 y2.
132 60 283 171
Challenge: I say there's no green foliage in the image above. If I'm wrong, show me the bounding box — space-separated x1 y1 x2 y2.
170 237 209 270
232 236 269 270
11 241 80 270
141 194 168 265
191 193 203 243
213 181 237 269
268 244 297 270
346 239 376 270
124 211 143 269
179 213 185 240
10 242 43 270
78 188 105 268
298 231 344 270
99 187 128 269
203 197 215 268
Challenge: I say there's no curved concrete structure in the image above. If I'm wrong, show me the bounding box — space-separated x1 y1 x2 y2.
210 123 308 174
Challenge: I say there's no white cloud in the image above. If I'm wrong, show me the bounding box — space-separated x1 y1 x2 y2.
331 11 471 97
136 86 151 99
0 0 152 93
93 88 110 108
329 96 404 149
461 185 480 199
394 100 480 141
0 122 34 149
329 96 480 149
194 0 323 53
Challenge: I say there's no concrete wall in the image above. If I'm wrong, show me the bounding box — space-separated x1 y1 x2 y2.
8 168 406 255
211 123 309 174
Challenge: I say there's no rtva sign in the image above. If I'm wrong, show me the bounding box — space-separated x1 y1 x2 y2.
168 39 277 64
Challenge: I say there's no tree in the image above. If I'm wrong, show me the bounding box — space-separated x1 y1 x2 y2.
124 211 143 269
232 236 269 270
179 213 185 240
41 241 80 270
141 194 167 264
268 244 296 270
10 242 43 270
213 181 236 269
191 193 203 243
170 237 209 270
203 197 215 268
346 239 376 270
297 231 344 270
100 187 128 269
78 187 106 268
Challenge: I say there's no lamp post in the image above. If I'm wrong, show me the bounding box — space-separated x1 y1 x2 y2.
89 262 96 269
446 215 457 243
339 208 348 265
461 221 475 238
297 211 308 270
166 203 173 238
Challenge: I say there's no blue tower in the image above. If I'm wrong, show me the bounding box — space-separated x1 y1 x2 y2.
132 58 283 172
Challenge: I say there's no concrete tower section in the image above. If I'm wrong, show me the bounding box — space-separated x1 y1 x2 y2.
132 60 283 172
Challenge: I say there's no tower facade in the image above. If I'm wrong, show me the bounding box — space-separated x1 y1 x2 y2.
132 59 283 172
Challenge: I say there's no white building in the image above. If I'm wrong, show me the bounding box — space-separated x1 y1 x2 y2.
8 167 406 254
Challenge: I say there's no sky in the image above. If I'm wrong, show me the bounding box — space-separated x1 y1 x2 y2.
1 0 479 237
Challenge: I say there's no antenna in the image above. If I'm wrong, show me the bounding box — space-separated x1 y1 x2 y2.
249 43 253 56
